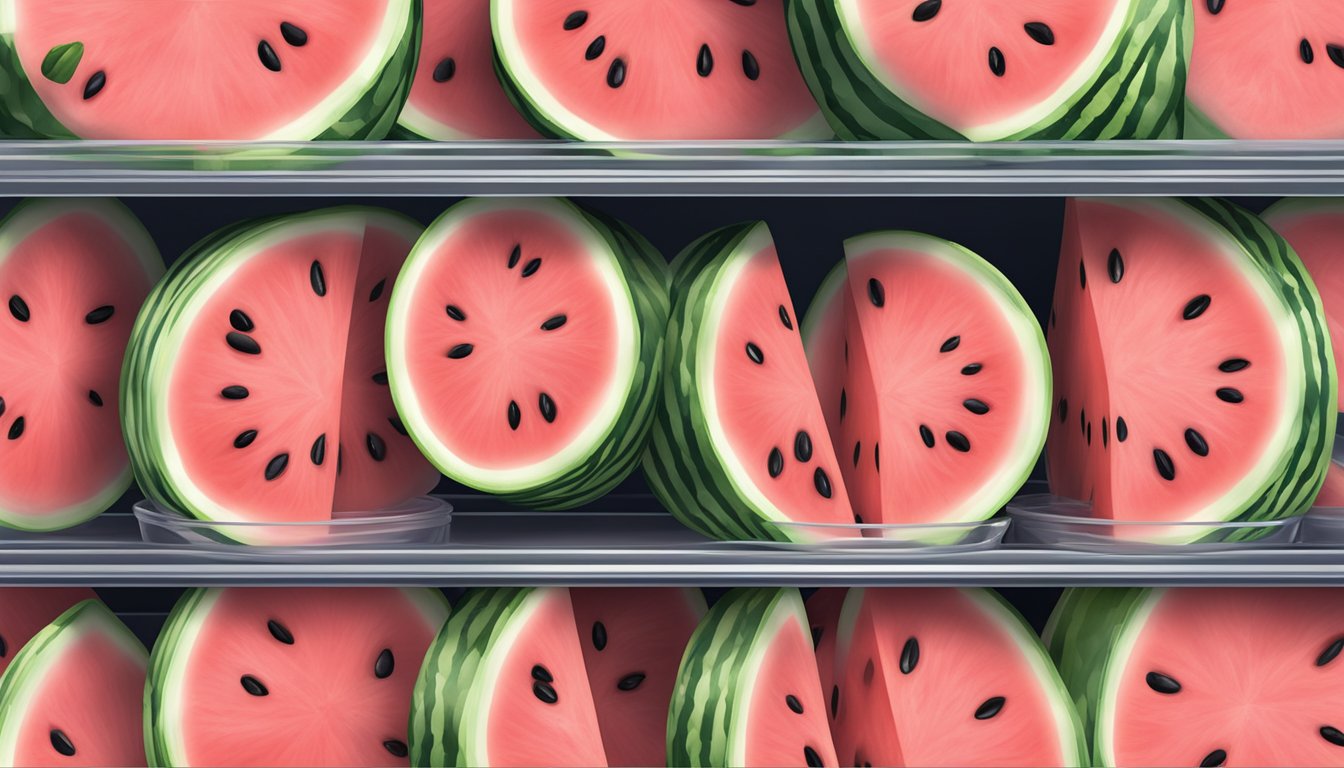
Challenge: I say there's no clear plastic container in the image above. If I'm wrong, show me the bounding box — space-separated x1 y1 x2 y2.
133 497 451 547
762 518 1008 552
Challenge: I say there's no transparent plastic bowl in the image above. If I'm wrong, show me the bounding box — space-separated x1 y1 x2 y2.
134 496 451 547
761 518 1008 552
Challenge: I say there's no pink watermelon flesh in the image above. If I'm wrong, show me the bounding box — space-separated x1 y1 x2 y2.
831 592 903 768
1048 199 1286 524
398 0 538 139
1105 588 1344 766
0 588 96 675
500 0 822 139
805 588 846 728
0 202 159 528
170 588 441 767
742 606 838 768
1188 1 1344 139
168 214 437 523
11 1 395 139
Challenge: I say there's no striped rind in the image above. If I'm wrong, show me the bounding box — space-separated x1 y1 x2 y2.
784 0 1190 141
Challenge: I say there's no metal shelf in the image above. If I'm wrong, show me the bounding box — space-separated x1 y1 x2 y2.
3 140 1344 197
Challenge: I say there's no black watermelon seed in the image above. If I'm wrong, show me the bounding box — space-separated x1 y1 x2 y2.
372 371 388 385
607 58 626 88
1116 416 1128 442
521 258 542 277
962 363 983 375
264 454 289 481
1201 749 1227 766
389 416 408 437
729 0 756 4
241 675 269 696
88 390 103 407
234 430 258 449
0 397 5 418
279 21 307 46
1024 21 1055 45
1058 398 1068 422
863 658 874 684
830 685 839 717
227 332 262 355
919 425 935 448
975 696 1006 720
795 431 813 462
1079 260 1087 288
267 619 293 645
1108 249 1124 283
1216 388 1244 404
988 47 1005 77
814 468 832 498
805 746 823 767
1146 671 1181 693
531 664 553 682
85 305 115 324
445 305 467 321
946 431 970 452
592 621 607 651
900 637 919 674
868 278 885 307
1303 39 1316 64
1317 638 1344 666
309 261 326 297
50 730 75 757
940 336 960 353
912 0 941 21
82 70 106 99
0 634 6 657
742 50 760 80
852 441 861 467
697 44 714 77
839 389 847 420
1081 408 1087 435
779 305 793 330
374 648 394 679
585 36 606 60
9 416 29 439
1219 358 1249 372
258 40 281 71
230 309 254 332
1154 449 1175 481
1322 726 1344 747
617 672 646 691
533 681 559 704
1103 417 1109 448
367 433 387 461
563 10 588 30
768 447 784 478
222 385 249 400
964 398 990 415
874 442 880 471
369 279 386 302
1206 0 1224 13
1183 294 1211 320
786 694 804 714
746 342 764 364
8 295 29 322
508 401 521 430
541 314 567 331
508 244 521 269
1184 428 1209 457
338 445 343 475
539 392 557 423
310 434 326 466
447 343 474 359
384 741 409 758
1087 422 1092 445
432 57 456 82
1330 44 1344 69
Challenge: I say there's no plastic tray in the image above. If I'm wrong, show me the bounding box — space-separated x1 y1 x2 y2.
133 497 451 547
762 518 1008 552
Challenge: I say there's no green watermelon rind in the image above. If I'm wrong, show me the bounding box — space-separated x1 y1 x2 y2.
0 599 147 767
784 0 1191 141
386 198 668 509
0 0 420 140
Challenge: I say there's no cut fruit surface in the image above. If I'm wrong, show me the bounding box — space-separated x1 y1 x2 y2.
0 199 162 531
804 587 846 729
0 588 97 676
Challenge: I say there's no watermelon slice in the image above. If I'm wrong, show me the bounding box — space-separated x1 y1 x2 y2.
145 587 449 767
645 221 856 542
491 0 828 140
803 232 1050 528
0 600 148 768
786 0 1190 140
393 0 538 139
804 588 846 730
1046 198 1335 542
1047 587 1344 767
121 208 440 538
0 588 97 676
386 198 666 509
0 199 163 531
0 0 417 140
669 588 838 768
833 588 1086 768
1186 1 1344 139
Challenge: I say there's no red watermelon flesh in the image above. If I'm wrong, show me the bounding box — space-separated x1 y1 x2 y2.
396 0 538 139
0 588 96 675
831 591 903 768
805 587 846 725
743 604 839 768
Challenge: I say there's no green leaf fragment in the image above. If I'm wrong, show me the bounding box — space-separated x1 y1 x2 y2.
41 42 84 84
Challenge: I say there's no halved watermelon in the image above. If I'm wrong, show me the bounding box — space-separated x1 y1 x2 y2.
645 221 855 542
786 0 1190 140
1186 1 1344 138
803 232 1050 528
0 199 162 531
0 0 417 140
393 0 538 139
491 0 828 140
1047 198 1335 541
833 588 1086 768
145 587 449 767
1047 587 1344 767
386 198 666 509
122 208 439 537
0 588 97 676
669 588 837 768
0 600 147 768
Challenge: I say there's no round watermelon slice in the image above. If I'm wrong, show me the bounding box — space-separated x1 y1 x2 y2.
786 0 1190 140
121 208 440 539
491 0 828 140
803 233 1050 530
0 0 417 140
0 599 148 768
0 588 96 676
393 0 538 139
0 199 162 532
386 198 666 509
1046 198 1335 542
1047 587 1344 767
644 221 856 543
146 587 449 767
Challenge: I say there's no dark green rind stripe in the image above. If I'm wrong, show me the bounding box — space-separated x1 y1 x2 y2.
144 588 211 766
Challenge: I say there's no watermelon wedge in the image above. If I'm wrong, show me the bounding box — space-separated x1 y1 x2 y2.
669 588 838 768
803 233 1050 529
1186 1 1344 139
121 208 439 538
393 0 538 139
1046 198 1335 542
145 587 449 767
833 588 1086 768
386 198 666 509
0 588 97 676
491 0 829 140
1047 587 1344 767
786 0 1191 140
0 0 417 140
645 222 856 542
0 199 163 532
0 600 148 768
804 588 846 730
